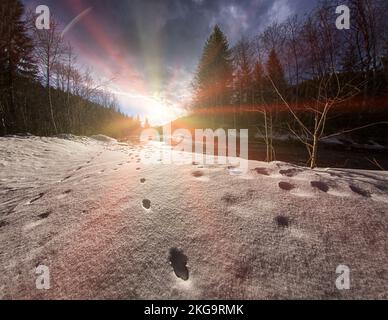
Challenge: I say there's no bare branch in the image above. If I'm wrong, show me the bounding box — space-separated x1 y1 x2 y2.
322 122 388 140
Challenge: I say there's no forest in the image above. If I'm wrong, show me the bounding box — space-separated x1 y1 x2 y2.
0 0 141 138
183 0 388 168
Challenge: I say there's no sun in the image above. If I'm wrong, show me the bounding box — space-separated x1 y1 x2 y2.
112 89 185 126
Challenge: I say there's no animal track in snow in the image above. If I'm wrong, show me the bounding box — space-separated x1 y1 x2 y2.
169 248 189 281
310 181 329 193
57 190 72 199
222 193 240 205
349 185 371 197
0 220 9 228
279 168 302 177
29 193 44 204
278 182 295 191
275 215 290 228
142 199 151 210
253 167 270 176
61 175 72 182
192 170 204 178
38 211 51 219
222 190 255 208
140 178 146 183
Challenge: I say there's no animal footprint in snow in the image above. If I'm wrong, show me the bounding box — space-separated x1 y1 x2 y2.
61 175 72 182
28 193 44 204
38 211 51 219
222 193 240 205
140 178 146 183
310 181 329 192
275 215 290 228
192 170 204 178
254 167 270 176
57 190 72 199
279 168 302 177
142 199 151 210
279 182 295 191
349 185 371 197
169 248 189 281
0 220 9 228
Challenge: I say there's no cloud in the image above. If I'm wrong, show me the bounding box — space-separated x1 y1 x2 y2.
23 0 319 124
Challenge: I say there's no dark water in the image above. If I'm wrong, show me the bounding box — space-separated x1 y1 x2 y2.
247 141 388 170
189 138 388 170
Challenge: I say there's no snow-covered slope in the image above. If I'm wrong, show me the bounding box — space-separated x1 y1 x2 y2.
0 136 387 299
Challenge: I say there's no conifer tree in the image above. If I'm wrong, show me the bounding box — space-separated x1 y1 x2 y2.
0 0 36 133
193 25 233 126
266 48 286 97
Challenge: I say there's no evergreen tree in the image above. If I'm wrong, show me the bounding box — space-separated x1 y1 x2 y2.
0 0 36 133
266 48 286 95
193 25 233 126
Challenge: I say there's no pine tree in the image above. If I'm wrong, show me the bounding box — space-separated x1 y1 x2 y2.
193 25 233 126
266 48 286 95
0 0 36 133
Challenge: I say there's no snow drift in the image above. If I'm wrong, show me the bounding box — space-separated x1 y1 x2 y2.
0 135 387 299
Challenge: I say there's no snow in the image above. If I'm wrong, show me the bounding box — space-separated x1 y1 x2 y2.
321 136 386 150
90 134 118 144
0 136 387 299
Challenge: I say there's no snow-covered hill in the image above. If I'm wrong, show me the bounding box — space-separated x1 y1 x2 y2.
0 136 387 299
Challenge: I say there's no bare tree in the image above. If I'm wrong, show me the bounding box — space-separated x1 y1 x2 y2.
268 70 388 168
32 18 64 133
252 59 276 163
251 24 287 163
233 37 254 127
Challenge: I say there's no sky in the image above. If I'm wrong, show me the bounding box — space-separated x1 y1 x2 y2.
23 0 319 125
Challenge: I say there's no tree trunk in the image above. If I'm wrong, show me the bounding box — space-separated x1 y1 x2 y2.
310 134 318 169
264 110 270 162
48 86 58 134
